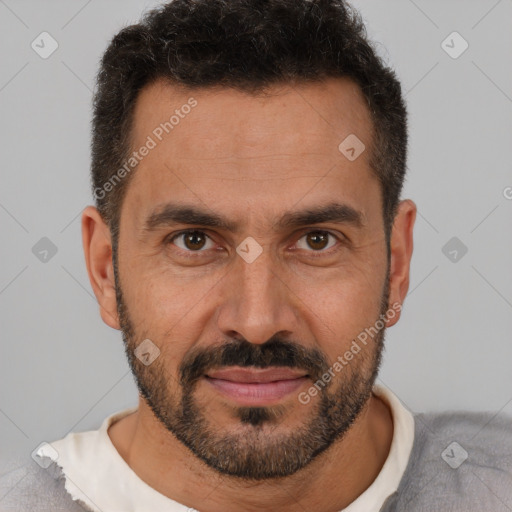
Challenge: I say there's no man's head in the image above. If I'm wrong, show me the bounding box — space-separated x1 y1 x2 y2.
82 0 416 481
91 0 408 246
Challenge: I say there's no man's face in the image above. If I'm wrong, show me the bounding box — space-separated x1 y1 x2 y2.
114 78 392 479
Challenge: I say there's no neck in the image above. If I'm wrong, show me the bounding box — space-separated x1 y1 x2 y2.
108 391 393 511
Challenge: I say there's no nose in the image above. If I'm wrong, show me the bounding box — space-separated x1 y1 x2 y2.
216 246 298 345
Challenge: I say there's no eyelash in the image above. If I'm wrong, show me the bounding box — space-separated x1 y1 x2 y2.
166 229 345 258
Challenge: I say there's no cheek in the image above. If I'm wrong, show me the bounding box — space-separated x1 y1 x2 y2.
286 264 385 356
123 270 219 365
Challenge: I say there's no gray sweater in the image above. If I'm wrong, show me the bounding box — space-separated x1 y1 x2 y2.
1 411 511 511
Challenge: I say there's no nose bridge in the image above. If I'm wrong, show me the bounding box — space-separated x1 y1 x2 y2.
238 250 276 306
217 248 296 344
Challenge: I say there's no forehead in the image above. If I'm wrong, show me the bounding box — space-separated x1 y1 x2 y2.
122 77 379 228
131 77 372 161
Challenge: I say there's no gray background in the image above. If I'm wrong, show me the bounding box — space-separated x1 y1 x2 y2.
1 0 511 466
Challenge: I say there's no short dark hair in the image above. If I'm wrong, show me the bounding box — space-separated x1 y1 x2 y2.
91 0 407 250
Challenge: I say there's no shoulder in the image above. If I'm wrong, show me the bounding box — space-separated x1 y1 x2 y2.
0 455 89 511
414 409 512 481
382 410 512 512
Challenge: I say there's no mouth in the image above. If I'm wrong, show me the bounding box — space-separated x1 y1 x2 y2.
204 366 309 406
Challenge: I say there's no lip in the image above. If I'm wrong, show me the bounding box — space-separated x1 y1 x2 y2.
204 366 309 406
206 366 308 383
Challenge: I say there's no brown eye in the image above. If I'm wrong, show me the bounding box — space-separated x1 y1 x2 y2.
296 231 337 252
307 232 328 250
171 230 213 251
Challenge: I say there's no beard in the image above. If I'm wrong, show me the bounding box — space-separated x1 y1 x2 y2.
114 261 390 481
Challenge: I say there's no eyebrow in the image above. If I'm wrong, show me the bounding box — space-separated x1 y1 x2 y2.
143 201 366 233
277 202 366 230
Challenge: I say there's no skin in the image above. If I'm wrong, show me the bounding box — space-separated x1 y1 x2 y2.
82 76 416 511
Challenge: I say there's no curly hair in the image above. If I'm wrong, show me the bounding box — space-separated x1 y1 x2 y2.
91 0 407 250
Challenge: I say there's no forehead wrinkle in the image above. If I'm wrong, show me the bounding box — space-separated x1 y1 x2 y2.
168 151 333 161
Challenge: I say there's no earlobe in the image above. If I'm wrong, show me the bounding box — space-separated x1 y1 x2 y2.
386 199 417 328
81 206 120 330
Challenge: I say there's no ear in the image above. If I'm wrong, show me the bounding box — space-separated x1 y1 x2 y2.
81 206 120 330
386 199 416 327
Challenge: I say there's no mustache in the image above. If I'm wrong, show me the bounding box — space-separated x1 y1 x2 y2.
179 337 331 387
